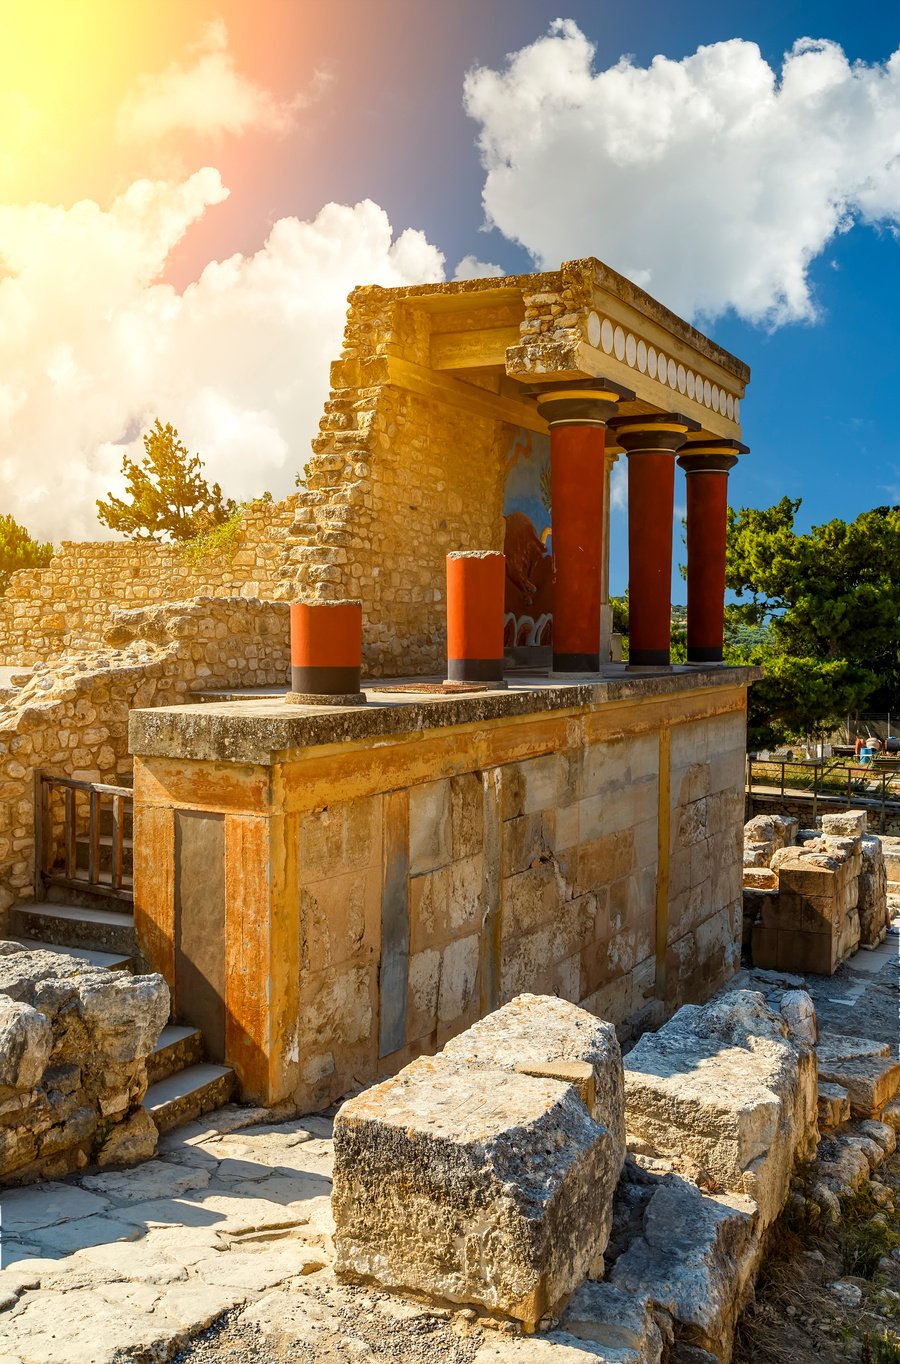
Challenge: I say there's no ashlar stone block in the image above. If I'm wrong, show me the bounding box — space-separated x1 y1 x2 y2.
623 990 818 1230
333 996 625 1329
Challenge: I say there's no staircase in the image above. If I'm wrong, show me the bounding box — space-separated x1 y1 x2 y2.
11 771 236 1136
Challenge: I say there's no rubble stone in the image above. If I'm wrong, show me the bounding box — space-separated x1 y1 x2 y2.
609 1175 760 1363
623 990 817 1229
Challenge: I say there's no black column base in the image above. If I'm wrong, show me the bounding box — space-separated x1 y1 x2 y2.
687 646 724 664
551 651 600 674
628 649 670 667
448 657 505 683
291 664 361 694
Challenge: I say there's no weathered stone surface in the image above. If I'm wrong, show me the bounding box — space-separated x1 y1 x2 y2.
560 1280 664 1362
443 993 625 1147
0 996 52 1090
610 1176 760 1363
333 1045 622 1328
0 945 169 1182
779 989 818 1046
623 990 818 1229
820 811 867 837
858 835 889 945
818 1081 851 1130
816 1037 900 1117
95 1108 159 1168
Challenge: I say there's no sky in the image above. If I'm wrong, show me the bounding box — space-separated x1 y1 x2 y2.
1 0 899 595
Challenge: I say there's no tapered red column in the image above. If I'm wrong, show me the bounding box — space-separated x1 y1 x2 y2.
677 440 747 663
535 378 633 674
446 551 506 684
609 413 700 667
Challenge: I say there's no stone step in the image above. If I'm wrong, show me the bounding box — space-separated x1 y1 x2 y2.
74 833 134 875
143 1063 236 1134
146 1024 205 1087
817 1051 900 1118
9 900 136 956
11 936 133 972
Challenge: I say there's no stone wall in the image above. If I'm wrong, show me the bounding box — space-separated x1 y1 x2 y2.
130 669 752 1111
0 596 290 920
0 942 169 1185
0 497 298 667
743 810 890 973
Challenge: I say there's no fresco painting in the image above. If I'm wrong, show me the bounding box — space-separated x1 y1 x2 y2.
502 427 553 651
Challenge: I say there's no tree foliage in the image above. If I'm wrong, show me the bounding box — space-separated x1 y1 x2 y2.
96 420 237 542
724 498 900 745
0 514 53 594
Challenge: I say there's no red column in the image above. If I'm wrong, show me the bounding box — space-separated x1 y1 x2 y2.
446 551 506 684
609 414 699 668
535 379 632 674
289 599 366 703
677 442 745 663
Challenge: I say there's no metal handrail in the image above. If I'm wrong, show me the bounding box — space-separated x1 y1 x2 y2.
746 756 900 833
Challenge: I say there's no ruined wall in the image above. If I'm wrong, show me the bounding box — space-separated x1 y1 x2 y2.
0 943 169 1185
0 597 290 918
131 675 750 1111
0 498 299 667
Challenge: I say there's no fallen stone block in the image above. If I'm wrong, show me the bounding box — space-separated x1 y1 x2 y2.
742 868 778 891
881 1095 900 1131
858 835 889 946
333 997 624 1330
816 1037 900 1118
820 811 867 837
818 1081 850 1131
558 1281 663 1363
623 990 817 1230
609 1175 760 1363
442 993 625 1148
779 989 817 1046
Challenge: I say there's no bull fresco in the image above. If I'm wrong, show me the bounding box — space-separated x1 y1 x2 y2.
502 427 552 652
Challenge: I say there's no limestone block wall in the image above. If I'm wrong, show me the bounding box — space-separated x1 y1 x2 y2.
0 497 298 667
743 810 889 973
0 943 169 1185
130 672 751 1112
0 597 290 919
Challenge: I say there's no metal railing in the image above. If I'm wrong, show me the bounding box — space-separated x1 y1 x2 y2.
746 756 900 832
34 773 133 902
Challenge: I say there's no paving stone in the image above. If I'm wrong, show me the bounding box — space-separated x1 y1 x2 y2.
0 1182 109 1235
560 1280 664 1361
28 1214 142 1257
80 1159 211 1202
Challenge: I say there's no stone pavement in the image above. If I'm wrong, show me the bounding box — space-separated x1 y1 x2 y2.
0 921 896 1364
0 1103 646 1363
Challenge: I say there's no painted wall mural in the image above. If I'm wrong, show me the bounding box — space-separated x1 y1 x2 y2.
502 427 552 650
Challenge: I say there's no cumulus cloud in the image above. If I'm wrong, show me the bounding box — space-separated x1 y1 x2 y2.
0 181 445 542
464 21 900 324
117 18 327 143
453 254 506 280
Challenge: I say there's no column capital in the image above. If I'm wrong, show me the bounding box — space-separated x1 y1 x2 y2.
607 411 700 453
678 438 748 475
532 376 634 428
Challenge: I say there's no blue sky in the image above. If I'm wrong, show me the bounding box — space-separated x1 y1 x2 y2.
2 0 898 598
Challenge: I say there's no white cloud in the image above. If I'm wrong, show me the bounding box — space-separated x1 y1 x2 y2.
117 18 327 143
453 254 506 280
464 22 900 324
0 181 445 542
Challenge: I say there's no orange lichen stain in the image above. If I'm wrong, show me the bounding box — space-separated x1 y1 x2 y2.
132 804 176 984
134 757 272 815
223 815 275 1102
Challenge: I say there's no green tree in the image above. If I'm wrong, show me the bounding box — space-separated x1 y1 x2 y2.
96 420 237 541
0 514 53 594
724 498 900 745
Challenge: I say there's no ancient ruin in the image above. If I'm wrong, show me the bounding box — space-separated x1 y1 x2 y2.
1 259 898 1363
